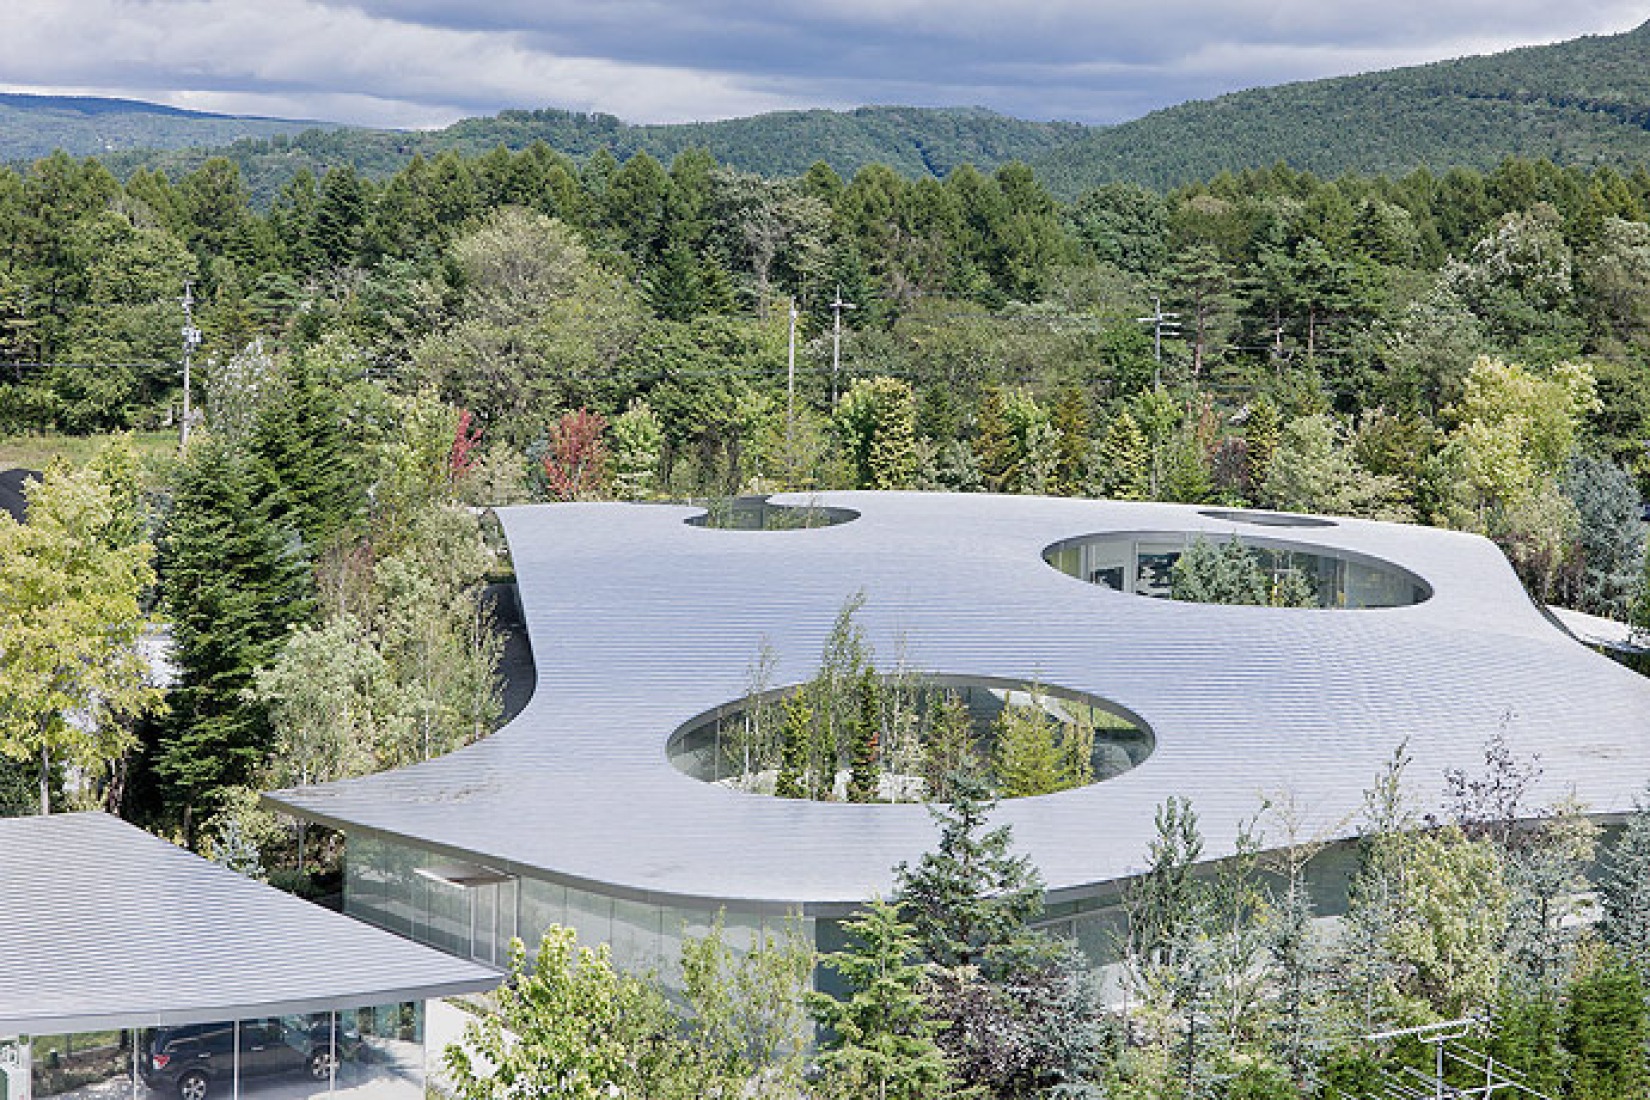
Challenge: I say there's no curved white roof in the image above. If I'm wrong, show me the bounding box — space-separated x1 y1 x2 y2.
268 493 1650 912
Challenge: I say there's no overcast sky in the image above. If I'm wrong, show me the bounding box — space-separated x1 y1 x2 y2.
1 2 1646 130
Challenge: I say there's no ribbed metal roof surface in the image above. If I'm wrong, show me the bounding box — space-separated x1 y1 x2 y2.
267 493 1650 912
0 812 498 1034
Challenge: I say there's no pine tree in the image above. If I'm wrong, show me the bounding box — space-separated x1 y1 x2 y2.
1093 410 1149 500
774 692 812 800
1240 395 1280 504
848 671 882 803
156 437 313 834
974 385 1013 492
1171 538 1271 605
893 770 1044 970
1050 386 1092 496
808 899 957 1100
992 699 1065 798
1563 955 1649 1100
1599 784 1650 985
250 350 359 552
920 692 979 802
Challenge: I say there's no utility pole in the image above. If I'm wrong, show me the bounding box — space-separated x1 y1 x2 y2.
829 286 855 409
786 297 798 438
179 281 201 451
1135 296 1180 390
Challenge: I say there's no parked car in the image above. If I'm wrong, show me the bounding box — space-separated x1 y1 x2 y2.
139 1015 358 1100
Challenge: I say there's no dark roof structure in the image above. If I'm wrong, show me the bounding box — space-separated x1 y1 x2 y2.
268 493 1650 913
0 812 498 1034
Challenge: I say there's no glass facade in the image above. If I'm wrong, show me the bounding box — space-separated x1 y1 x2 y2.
1045 532 1430 609
16 1003 425 1100
345 834 811 996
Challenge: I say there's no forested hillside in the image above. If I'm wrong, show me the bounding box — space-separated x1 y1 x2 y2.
21 21 1650 201
1035 19 1650 192
0 93 331 162
94 105 1088 204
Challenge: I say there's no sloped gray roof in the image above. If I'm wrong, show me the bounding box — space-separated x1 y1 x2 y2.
0 812 497 1035
267 493 1650 913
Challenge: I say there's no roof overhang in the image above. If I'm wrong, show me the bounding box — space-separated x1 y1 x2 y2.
0 812 499 1036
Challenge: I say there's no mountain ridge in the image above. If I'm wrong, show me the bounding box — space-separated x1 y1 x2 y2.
9 21 1650 197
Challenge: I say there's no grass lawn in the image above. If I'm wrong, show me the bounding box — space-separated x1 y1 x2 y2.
0 429 179 487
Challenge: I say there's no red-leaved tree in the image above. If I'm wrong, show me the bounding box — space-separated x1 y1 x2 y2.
449 407 483 484
542 408 610 501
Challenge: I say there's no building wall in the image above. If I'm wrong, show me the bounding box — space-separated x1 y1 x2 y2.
344 833 815 994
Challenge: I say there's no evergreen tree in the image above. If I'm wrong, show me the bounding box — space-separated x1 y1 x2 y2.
1243 395 1282 500
1092 409 1150 500
774 692 811 800
809 899 957 1100
1050 386 1093 496
848 670 882 803
920 692 979 802
837 376 918 490
1563 955 1649 1100
893 770 1044 970
250 349 360 551
992 698 1065 798
1600 784 1650 984
974 384 1014 492
156 437 313 834
1171 538 1271 606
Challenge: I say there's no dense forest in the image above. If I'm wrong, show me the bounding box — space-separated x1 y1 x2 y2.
6 122 1650 1097
4 134 1650 819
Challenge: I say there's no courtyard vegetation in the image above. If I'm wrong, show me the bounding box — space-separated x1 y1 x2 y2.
452 738 1650 1099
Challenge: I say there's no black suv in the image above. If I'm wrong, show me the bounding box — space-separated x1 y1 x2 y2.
140 1015 358 1100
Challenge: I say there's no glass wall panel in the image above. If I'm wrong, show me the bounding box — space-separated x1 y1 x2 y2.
27 1028 131 1099
1134 542 1183 598
610 897 664 974
336 1003 426 1099
518 875 568 956
422 876 470 958
564 883 613 949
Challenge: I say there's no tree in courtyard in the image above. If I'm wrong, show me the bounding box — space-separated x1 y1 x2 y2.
848 670 883 802
1171 537 1270 606
0 458 161 814
808 899 957 1100
983 702 1062 794
920 691 980 801
774 692 812 800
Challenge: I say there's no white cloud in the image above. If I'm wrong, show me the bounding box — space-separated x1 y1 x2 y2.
0 0 1644 127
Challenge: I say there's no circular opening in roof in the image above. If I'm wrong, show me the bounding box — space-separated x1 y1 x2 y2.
1199 508 1336 529
667 676 1153 802
1044 532 1430 609
685 495 859 531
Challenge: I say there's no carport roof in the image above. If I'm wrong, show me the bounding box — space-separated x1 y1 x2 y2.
0 812 498 1035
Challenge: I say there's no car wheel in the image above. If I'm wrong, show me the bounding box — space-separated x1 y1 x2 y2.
308 1047 339 1081
177 1070 210 1100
